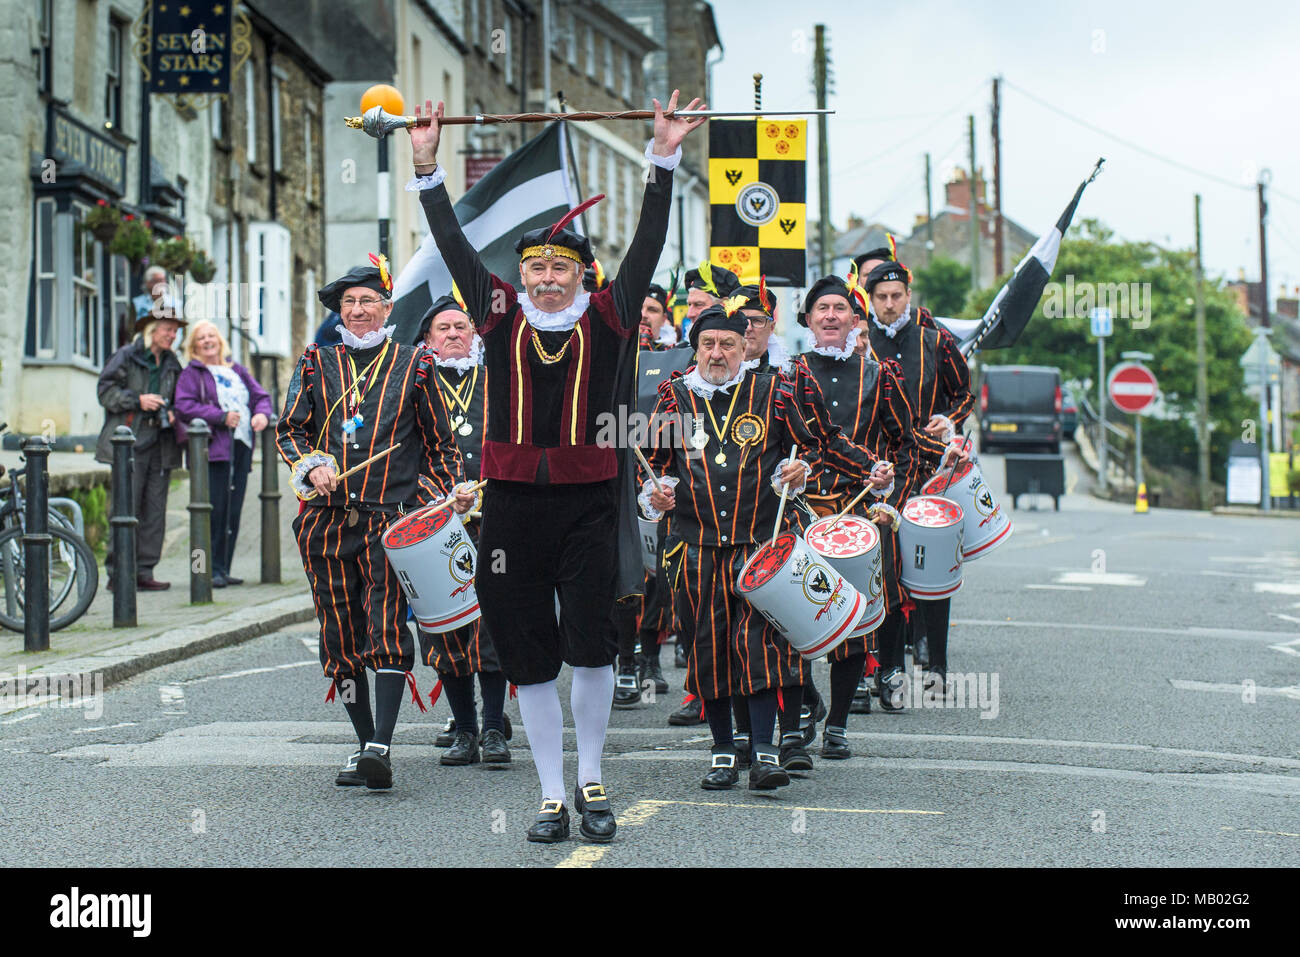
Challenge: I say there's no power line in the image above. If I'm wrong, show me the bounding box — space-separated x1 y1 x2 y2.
1001 78 1253 194
831 82 985 179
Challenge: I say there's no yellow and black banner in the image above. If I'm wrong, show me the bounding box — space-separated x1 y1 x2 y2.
708 119 807 285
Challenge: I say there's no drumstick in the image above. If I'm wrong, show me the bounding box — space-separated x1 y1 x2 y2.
825 485 873 533
770 444 798 547
429 479 488 513
301 443 401 501
631 444 663 494
939 435 973 496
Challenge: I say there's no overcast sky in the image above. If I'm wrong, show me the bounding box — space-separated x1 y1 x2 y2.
709 0 1300 294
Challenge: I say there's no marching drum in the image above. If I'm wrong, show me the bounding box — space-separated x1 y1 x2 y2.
897 495 965 599
382 504 481 633
736 531 865 660
803 514 886 637
638 515 660 572
921 459 1012 560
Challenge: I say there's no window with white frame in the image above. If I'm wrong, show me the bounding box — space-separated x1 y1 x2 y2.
621 49 633 102
504 14 515 86
603 35 614 91
245 61 258 164
33 198 56 357
605 150 617 244
304 108 315 201
110 253 130 353
623 161 634 246
246 222 291 356
271 71 283 172
586 139 601 237
106 16 125 129
71 204 100 362
211 92 228 142
584 24 595 77
566 12 578 68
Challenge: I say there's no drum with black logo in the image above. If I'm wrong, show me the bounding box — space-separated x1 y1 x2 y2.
736 531 865 660
638 515 660 572
897 495 965 599
382 504 480 633
921 460 1012 560
803 514 886 637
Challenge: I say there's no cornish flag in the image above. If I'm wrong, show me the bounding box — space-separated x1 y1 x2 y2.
960 160 1103 356
388 122 578 344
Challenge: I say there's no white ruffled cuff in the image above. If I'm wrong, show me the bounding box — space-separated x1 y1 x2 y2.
291 451 338 500
871 478 895 499
638 475 680 521
771 458 812 496
868 502 901 532
645 141 682 171
933 415 956 443
406 166 448 191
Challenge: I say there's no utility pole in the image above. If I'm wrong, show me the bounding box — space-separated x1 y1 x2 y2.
815 24 831 275
1194 194 1210 510
992 76 1004 277
924 152 933 266
968 114 979 291
1258 170 1272 506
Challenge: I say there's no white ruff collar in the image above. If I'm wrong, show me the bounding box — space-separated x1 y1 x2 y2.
518 291 591 332
871 305 912 339
809 326 863 361
431 334 484 373
684 364 748 399
655 323 678 347
340 324 395 349
765 334 793 374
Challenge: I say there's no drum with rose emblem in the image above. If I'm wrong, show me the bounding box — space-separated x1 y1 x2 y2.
382 504 480 633
803 514 886 637
897 495 965 599
736 531 865 660
921 460 1012 560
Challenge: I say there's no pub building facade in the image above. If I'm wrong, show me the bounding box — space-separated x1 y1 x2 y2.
3 0 328 446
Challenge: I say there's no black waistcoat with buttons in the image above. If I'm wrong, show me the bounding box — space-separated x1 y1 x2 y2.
868 321 941 425
432 362 486 482
797 350 880 500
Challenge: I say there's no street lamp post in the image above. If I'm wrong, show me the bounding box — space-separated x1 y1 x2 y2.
361 85 406 260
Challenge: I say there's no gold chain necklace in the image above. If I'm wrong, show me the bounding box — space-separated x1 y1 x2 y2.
531 329 575 365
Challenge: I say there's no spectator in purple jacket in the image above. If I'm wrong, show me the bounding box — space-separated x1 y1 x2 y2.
174 320 274 587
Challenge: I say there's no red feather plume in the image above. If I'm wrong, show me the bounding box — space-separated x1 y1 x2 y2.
547 194 606 244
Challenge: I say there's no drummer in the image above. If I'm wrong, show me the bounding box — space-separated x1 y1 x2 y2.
863 260 974 701
413 291 511 767
277 259 477 791
639 299 891 791
793 273 920 758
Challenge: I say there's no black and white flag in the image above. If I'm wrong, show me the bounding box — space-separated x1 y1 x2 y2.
960 160 1102 356
388 122 577 343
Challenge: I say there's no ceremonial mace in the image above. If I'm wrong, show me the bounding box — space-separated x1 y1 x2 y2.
344 106 835 137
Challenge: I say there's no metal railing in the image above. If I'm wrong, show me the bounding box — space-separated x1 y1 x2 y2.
1076 390 1136 488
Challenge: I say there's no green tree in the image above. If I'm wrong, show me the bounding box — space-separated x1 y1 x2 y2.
965 219 1255 474
911 256 970 317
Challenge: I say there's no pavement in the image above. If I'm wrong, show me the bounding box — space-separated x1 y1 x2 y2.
0 446 314 691
3 444 1298 867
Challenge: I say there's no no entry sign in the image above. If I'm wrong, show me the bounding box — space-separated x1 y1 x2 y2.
1108 361 1158 415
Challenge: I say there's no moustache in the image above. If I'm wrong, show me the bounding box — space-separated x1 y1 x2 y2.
533 283 565 295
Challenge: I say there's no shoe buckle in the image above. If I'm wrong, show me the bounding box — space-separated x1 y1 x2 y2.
580 783 606 803
539 799 565 815
616 675 638 690
711 753 736 769
755 752 780 766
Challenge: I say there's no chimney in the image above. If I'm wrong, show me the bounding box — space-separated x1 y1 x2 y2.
944 166 985 220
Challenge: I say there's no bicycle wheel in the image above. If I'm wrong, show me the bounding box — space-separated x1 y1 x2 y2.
0 525 99 632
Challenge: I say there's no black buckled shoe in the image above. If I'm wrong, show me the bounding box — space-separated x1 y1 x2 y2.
435 716 457 748
820 726 851 760
480 728 511 764
640 658 670 696
526 800 570 844
876 667 906 713
734 734 752 770
702 750 739 790
779 732 814 772
667 698 706 726
440 730 480 766
356 742 393 790
575 783 617 843
335 750 366 786
748 751 790 790
850 674 873 714
613 667 641 709
674 640 688 669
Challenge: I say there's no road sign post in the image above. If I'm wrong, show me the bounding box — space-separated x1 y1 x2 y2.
1091 308 1112 493
1241 329 1277 511
1109 356 1158 513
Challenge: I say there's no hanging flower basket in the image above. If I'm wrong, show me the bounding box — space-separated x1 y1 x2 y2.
189 250 217 284
155 236 195 274
85 199 122 243
109 215 154 265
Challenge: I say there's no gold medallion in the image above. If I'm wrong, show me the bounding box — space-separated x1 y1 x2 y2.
731 413 765 447
459 422 473 436
714 452 727 467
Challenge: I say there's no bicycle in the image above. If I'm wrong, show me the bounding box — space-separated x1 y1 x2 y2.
0 426 99 632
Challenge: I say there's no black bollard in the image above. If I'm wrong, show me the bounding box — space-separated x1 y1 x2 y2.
110 426 138 627
186 419 213 604
22 437 51 652
260 413 281 584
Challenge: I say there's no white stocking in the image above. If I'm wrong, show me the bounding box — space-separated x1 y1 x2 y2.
570 665 614 787
515 680 565 803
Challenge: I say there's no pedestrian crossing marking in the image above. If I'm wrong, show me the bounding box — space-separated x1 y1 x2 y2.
642 800 942 815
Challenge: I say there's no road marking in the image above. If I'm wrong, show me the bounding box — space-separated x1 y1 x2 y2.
1054 571 1147 586
1253 582 1300 595
1268 637 1300 658
300 637 317 652
181 661 317 685
1025 584 1092 591
1269 613 1300 626
1 712 42 725
641 799 941 815
158 685 186 715
1198 570 1261 578
1221 826 1300 838
554 799 664 868
70 722 137 734
953 618 1300 644
1169 679 1300 700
